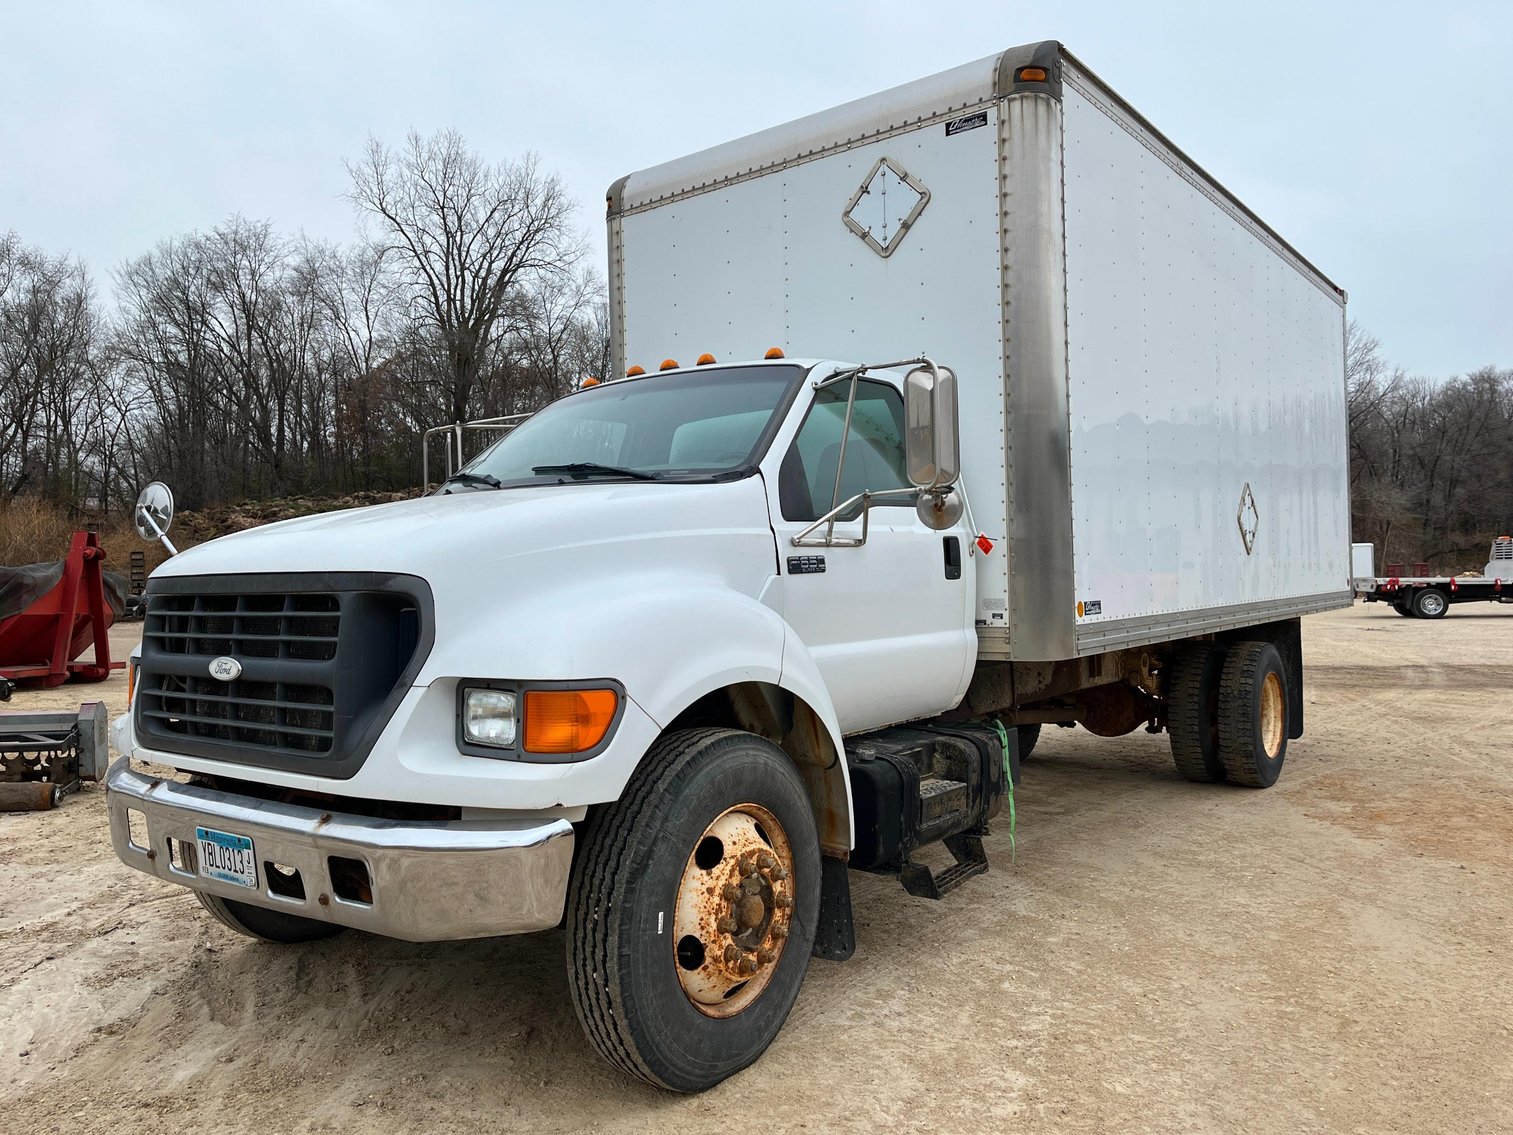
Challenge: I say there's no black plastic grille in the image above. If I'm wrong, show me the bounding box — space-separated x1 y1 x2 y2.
135 575 431 779
147 593 341 661
142 673 336 753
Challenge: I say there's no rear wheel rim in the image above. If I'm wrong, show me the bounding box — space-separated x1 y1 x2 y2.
1420 592 1445 616
672 803 795 1018
1260 671 1285 759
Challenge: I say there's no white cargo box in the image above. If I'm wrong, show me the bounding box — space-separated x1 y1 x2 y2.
609 41 1352 662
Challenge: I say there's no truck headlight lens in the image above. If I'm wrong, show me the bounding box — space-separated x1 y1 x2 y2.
462 688 517 747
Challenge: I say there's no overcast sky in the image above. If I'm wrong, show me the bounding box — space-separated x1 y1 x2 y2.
3 0 1508 376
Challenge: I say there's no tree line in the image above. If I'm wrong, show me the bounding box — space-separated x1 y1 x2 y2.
2 130 606 512
1347 323 1513 572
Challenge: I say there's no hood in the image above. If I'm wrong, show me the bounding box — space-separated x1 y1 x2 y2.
155 479 774 580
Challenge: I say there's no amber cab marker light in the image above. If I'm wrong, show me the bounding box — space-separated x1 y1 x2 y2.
764 347 785 359
626 364 646 377
581 376 601 388
1018 66 1048 82
523 689 619 754
696 353 717 365
659 358 680 371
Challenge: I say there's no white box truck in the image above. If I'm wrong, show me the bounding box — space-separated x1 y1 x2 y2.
106 41 1351 1092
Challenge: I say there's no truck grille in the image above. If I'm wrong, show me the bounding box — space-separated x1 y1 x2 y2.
135 574 433 779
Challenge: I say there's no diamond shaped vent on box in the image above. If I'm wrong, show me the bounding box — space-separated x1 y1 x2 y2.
843 157 930 258
1237 483 1260 555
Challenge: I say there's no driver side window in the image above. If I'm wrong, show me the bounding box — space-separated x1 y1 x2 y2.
779 379 911 522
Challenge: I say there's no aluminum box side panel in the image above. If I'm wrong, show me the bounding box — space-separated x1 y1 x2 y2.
616 106 1011 625
1060 72 1351 646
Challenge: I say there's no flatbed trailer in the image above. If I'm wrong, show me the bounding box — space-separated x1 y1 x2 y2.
1352 538 1513 618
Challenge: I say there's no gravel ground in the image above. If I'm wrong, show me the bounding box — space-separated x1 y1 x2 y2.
2 604 1510 1133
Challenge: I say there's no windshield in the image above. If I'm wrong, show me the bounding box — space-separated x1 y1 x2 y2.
446 364 802 490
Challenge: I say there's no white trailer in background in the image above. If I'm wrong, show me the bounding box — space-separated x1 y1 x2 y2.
107 41 1351 1091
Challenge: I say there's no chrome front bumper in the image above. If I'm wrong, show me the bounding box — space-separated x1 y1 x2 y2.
105 759 574 942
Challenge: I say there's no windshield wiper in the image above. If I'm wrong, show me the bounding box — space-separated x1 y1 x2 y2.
532 462 661 481
440 470 502 491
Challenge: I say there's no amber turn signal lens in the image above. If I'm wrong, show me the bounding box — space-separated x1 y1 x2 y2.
1018 66 1048 82
764 347 785 359
523 689 619 754
126 660 137 708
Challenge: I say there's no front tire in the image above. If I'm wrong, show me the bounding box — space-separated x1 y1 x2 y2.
566 728 821 1092
1216 641 1289 788
194 891 344 943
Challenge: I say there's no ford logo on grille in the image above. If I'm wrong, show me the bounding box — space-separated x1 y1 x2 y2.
209 656 243 682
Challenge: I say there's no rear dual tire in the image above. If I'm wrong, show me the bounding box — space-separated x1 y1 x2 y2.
1216 642 1289 788
1412 589 1449 619
1168 639 1290 789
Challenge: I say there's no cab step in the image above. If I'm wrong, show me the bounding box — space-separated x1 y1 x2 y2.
845 723 1016 899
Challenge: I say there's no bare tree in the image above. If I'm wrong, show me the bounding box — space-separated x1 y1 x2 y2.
346 131 585 424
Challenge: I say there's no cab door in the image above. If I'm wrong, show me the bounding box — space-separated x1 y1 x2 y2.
766 375 975 733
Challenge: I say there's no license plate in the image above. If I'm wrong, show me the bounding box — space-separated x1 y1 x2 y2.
196 826 258 889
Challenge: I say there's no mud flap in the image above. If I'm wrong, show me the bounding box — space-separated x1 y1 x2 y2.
811 855 855 961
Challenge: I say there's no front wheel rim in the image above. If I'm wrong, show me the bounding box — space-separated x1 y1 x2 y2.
672 803 796 1018
1260 671 1285 759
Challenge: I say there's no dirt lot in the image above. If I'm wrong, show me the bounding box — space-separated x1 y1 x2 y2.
3 604 1511 1134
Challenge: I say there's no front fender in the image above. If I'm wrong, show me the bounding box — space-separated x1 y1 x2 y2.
429 577 853 850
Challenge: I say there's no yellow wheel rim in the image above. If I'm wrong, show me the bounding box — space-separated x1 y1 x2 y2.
1260 671 1285 759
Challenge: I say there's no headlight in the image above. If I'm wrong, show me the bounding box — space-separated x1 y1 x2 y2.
456 680 625 761
462 688 517 748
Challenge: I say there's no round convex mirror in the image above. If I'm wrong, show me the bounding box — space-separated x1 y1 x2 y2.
134 481 175 540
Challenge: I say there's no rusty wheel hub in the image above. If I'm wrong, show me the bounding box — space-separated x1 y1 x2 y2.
672 803 795 1017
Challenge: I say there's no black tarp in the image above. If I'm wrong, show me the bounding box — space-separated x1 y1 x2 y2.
0 561 128 622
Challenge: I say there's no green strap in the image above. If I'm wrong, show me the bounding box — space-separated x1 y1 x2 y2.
990 719 1017 863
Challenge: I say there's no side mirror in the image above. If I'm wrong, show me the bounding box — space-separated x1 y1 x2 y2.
134 481 179 556
904 363 960 490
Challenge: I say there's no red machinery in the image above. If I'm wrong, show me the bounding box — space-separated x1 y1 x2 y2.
0 531 125 695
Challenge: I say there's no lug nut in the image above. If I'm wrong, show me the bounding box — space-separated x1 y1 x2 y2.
737 957 758 975
717 916 737 934
722 883 740 901
757 946 776 964
724 945 743 965
757 852 776 870
771 923 788 939
771 866 789 881
774 892 792 909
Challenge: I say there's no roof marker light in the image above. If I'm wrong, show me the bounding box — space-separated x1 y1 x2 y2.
626 365 646 377
696 353 717 365
660 358 679 371
1018 66 1048 82
764 347 785 359
581 376 600 387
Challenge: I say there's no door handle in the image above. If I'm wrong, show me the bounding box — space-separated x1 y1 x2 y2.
943 537 962 580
